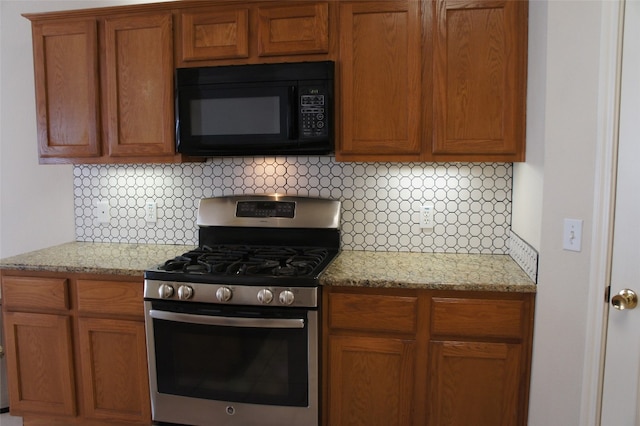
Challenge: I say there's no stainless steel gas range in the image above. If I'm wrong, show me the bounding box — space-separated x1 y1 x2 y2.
143 194 341 426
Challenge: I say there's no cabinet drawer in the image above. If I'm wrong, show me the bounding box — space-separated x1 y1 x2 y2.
179 7 249 62
2 276 69 311
328 292 418 334
257 3 329 56
76 280 143 318
431 298 525 340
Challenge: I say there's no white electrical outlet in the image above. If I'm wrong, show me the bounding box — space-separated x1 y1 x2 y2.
96 200 110 224
145 201 157 223
420 204 435 229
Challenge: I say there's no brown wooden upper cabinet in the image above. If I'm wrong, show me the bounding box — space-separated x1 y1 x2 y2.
24 0 527 164
336 0 528 162
336 0 424 162
177 2 333 67
25 10 179 164
431 0 528 162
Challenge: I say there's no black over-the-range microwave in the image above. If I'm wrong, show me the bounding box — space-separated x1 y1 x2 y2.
175 61 334 157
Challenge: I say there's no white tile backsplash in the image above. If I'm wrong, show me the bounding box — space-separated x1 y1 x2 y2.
74 157 513 254
509 230 539 282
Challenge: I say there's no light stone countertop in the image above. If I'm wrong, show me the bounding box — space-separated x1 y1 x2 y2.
0 241 196 277
0 242 536 293
320 251 536 293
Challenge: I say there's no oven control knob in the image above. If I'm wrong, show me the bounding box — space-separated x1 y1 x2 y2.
177 285 194 300
158 284 174 299
216 286 233 302
257 289 274 304
279 290 295 306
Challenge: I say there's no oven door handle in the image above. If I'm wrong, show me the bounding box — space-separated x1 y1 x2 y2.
149 309 305 329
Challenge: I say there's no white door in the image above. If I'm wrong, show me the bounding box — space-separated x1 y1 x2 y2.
600 0 640 424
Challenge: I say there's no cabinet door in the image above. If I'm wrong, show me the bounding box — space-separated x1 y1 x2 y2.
337 1 423 161
327 335 415 426
77 317 151 423
179 6 249 62
3 312 76 416
432 0 527 161
31 19 101 160
257 3 329 57
428 341 522 426
103 13 174 158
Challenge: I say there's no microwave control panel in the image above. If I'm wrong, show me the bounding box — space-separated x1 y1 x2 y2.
299 86 329 139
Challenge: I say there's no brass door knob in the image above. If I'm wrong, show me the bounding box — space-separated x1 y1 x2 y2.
611 289 638 310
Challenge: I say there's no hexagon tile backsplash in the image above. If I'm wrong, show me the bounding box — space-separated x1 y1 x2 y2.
73 156 538 282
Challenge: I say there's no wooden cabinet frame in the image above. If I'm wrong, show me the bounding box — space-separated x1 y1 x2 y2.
1 270 151 425
176 1 336 67
31 18 101 159
24 0 527 164
431 0 528 161
323 287 535 426
4 311 76 417
25 9 182 164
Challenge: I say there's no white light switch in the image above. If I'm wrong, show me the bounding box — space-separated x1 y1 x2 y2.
563 218 583 252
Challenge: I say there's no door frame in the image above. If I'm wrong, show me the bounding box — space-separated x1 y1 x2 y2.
579 0 625 424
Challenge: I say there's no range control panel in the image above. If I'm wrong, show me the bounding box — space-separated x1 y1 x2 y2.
236 201 296 218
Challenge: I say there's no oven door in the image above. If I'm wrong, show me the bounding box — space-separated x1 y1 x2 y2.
144 300 318 426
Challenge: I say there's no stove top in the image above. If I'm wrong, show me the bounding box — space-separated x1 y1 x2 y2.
145 244 337 286
159 245 329 276
144 195 341 298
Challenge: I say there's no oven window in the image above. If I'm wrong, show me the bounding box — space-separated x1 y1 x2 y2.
151 311 309 407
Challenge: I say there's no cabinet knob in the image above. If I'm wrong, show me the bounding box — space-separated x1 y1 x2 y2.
612 289 638 310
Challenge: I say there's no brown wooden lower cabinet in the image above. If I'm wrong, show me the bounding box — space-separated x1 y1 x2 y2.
3 311 76 417
428 341 522 426
323 287 535 426
327 335 416 426
77 317 150 423
1 271 151 426
2 270 534 426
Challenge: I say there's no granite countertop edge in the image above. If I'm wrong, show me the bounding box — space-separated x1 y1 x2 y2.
0 241 197 278
0 242 536 293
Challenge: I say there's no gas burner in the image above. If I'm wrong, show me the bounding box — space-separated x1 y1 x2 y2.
158 245 329 278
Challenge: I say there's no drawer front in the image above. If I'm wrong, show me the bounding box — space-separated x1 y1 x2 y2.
257 3 329 56
2 276 69 311
76 280 144 317
328 292 418 334
431 297 525 340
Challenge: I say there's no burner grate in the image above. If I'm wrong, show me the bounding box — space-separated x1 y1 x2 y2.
159 245 329 277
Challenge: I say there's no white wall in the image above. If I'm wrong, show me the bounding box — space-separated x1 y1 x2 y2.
0 0 163 258
516 1 605 424
0 1 77 258
512 0 546 251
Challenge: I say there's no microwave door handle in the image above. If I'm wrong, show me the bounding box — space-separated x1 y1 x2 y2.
149 309 305 329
